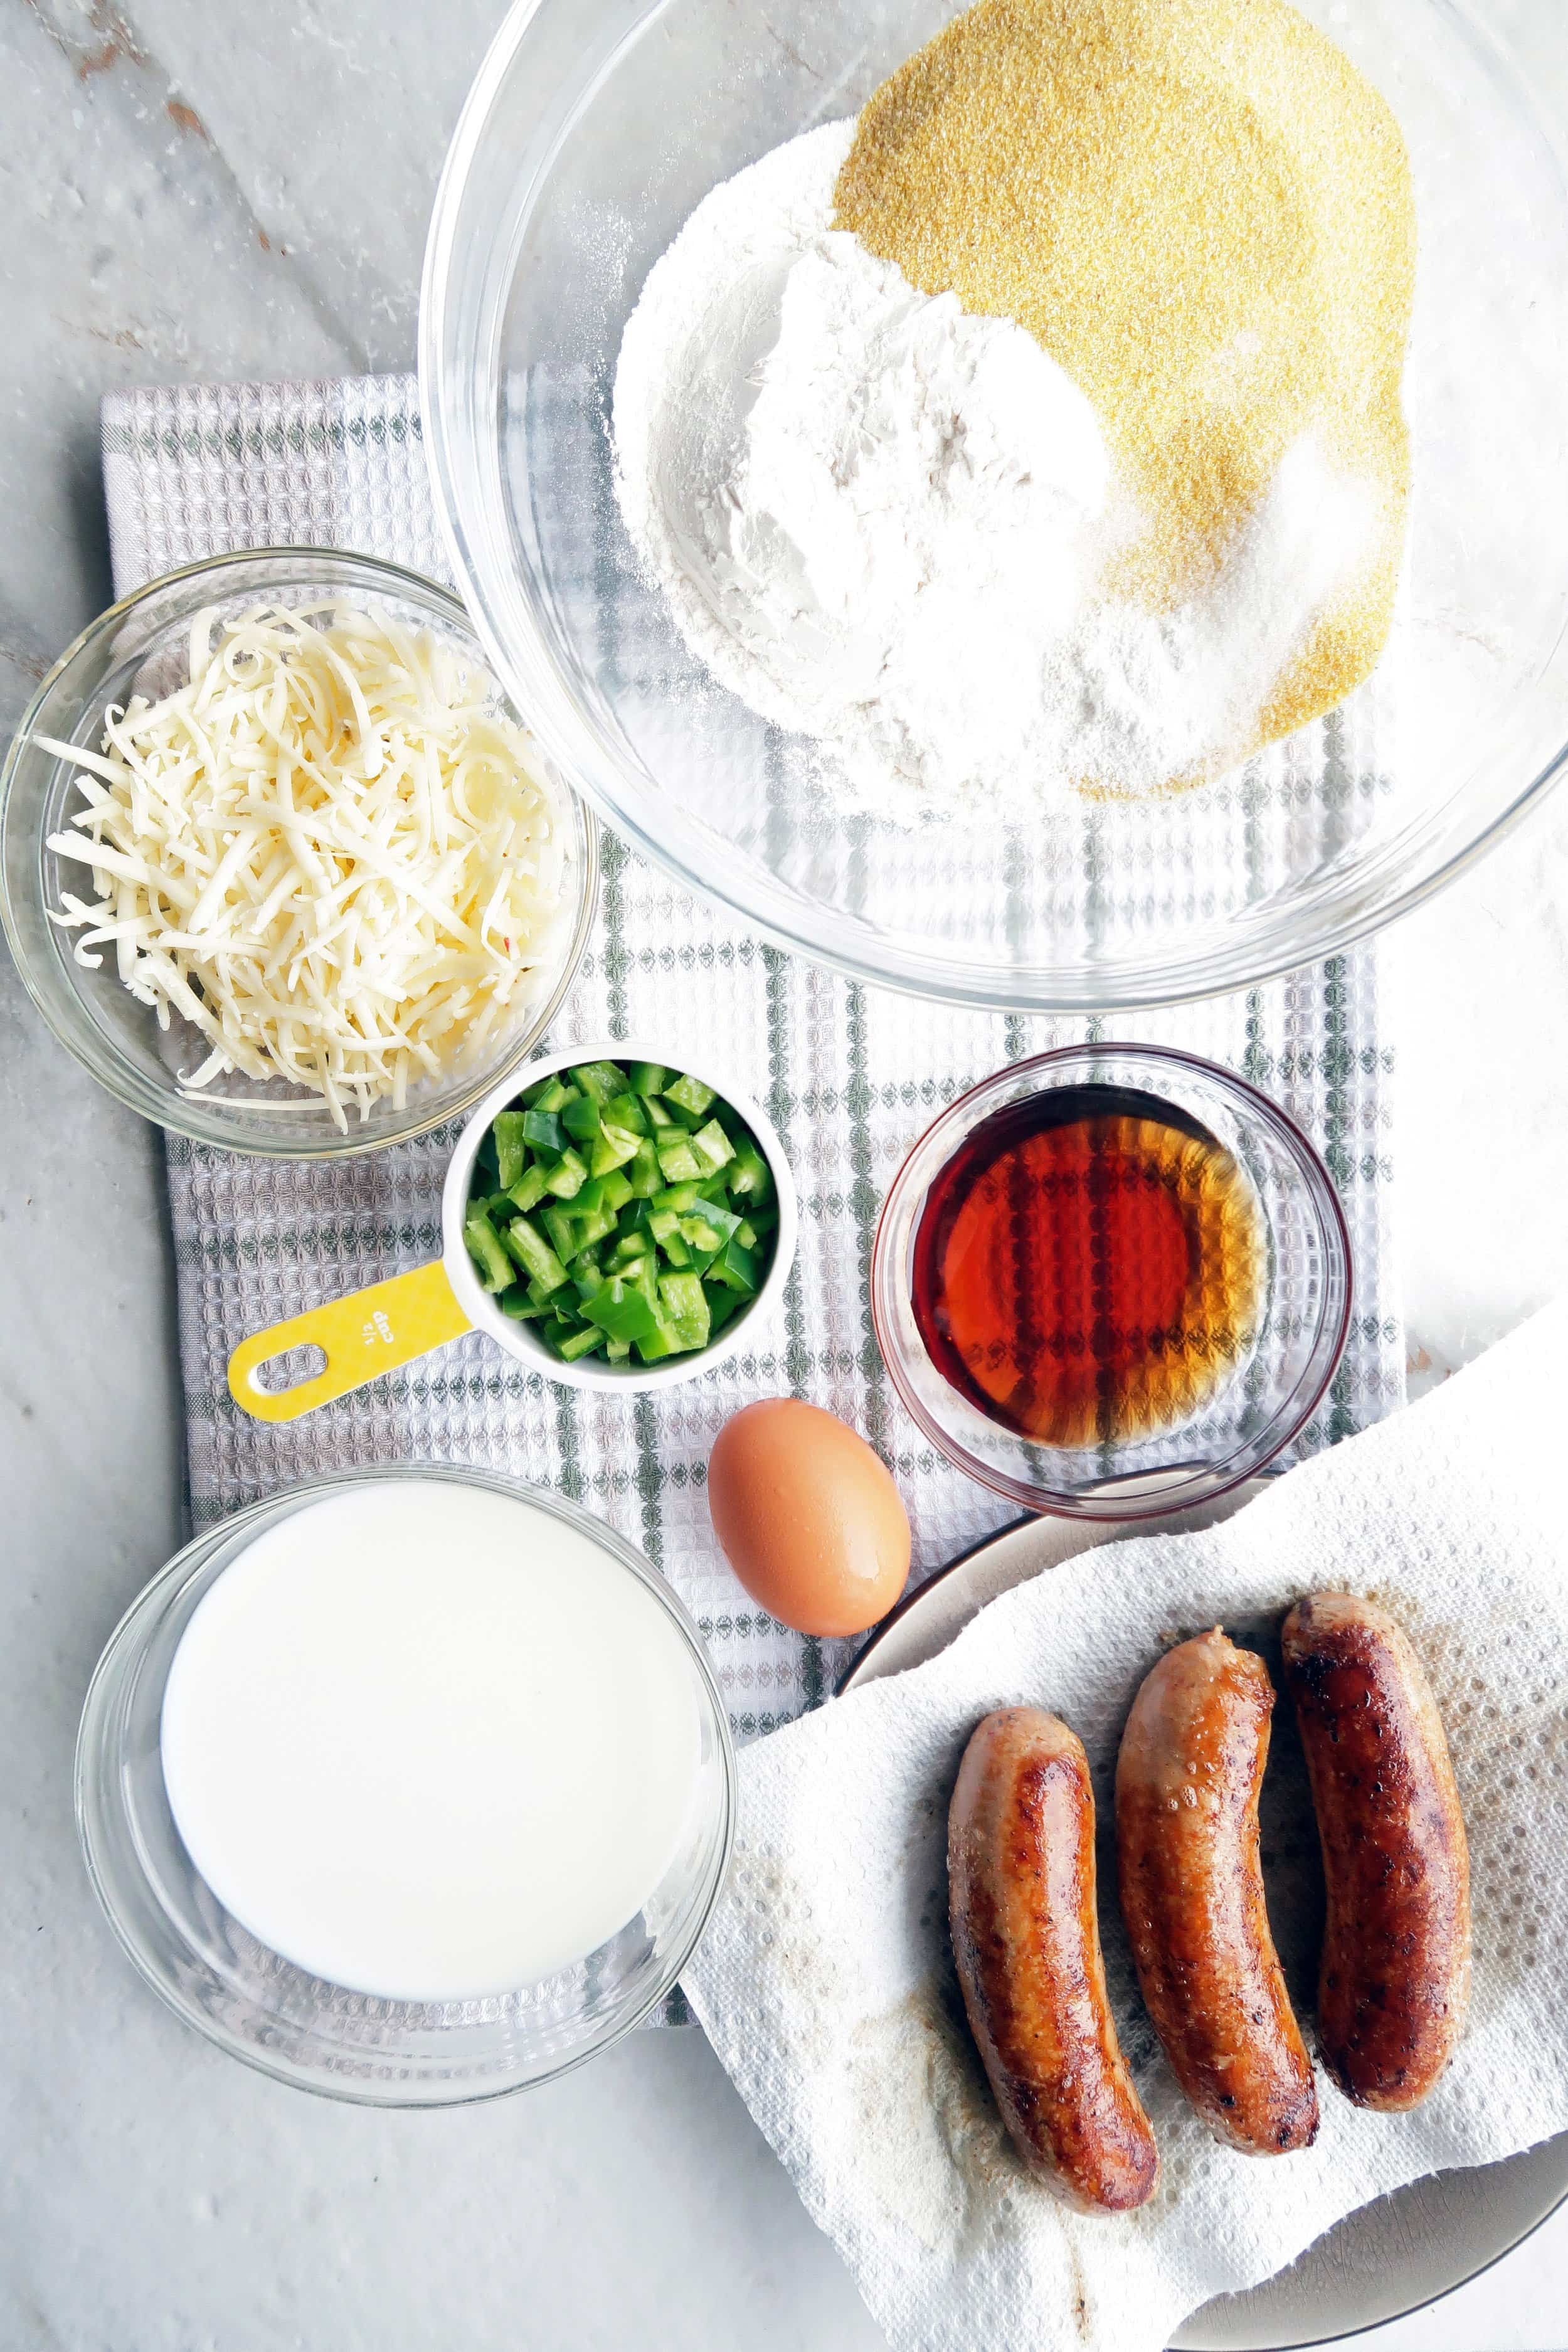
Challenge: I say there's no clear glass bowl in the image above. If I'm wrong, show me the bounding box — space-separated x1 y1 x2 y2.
870 1046 1351 1518
0 548 598 1157
421 0 1568 1011
76 1465 736 2106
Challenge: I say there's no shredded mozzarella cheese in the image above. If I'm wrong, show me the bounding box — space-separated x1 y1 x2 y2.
42 602 573 1131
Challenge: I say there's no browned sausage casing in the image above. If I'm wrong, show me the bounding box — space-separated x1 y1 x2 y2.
1283 1592 1471 2112
1116 1629 1319 2154
948 1707 1159 2212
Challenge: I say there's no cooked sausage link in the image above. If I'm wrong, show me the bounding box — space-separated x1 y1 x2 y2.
948 1707 1159 2212
1283 1591 1470 2112
1116 1629 1319 2155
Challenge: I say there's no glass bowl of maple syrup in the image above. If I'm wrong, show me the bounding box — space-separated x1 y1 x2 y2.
871 1046 1352 1522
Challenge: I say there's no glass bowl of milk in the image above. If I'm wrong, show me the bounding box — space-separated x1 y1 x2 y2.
75 1467 736 2103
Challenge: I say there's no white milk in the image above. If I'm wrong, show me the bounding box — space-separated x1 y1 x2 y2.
159 1480 704 2002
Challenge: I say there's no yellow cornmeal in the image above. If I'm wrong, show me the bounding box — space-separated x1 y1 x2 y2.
834 0 1416 774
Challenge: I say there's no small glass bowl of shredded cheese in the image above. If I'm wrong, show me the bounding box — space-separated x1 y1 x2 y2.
0 548 595 1155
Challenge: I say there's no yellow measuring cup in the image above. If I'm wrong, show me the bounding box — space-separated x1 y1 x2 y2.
226 1041 798 1422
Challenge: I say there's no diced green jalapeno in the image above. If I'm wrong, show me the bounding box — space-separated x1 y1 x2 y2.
572 1060 627 1104
690 1199 742 1244
705 1283 746 1334
728 1138 773 1202
652 1181 704 1214
659 1270 711 1350
464 1212 514 1295
540 1204 580 1264
468 1058 779 1363
710 1237 761 1294
561 1093 602 1140
633 1316 683 1364
627 1248 662 1303
659 1096 708 1131
626 1140 662 1197
581 1279 660 1344
655 1136 702 1184
573 1205 618 1251
543 1148 588 1202
521 1108 564 1153
664 1072 716 1118
508 1163 550 1214
689 1118 734 1174
590 1125 642 1177
554 1323 604 1363
491 1110 529 1190
499 1290 548 1320
601 1168 635 1214
501 1214 568 1295
677 1216 722 1273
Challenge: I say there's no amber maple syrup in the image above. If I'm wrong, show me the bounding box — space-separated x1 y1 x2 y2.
911 1084 1266 1449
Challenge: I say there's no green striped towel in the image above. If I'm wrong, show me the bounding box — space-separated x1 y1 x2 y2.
102 373 1404 1748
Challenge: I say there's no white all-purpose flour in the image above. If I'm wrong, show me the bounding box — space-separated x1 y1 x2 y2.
612 122 1376 822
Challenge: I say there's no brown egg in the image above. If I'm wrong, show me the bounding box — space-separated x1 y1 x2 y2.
707 1398 912 1636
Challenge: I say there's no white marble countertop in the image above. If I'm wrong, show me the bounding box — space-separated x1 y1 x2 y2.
3 3 1568 2347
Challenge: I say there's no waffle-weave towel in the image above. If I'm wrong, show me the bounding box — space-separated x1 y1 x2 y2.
102 372 1405 1737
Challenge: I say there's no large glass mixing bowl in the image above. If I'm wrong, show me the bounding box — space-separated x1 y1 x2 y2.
421 0 1568 1012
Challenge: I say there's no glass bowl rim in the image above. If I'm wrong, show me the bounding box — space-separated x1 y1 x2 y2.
0 543 600 1160
74 1461 738 2106
869 1041 1355 1520
418 0 1568 1015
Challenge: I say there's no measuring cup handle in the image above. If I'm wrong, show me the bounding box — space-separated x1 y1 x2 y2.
226 1259 472 1424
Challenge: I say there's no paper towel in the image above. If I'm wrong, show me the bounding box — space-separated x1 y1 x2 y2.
684 1301 1568 2352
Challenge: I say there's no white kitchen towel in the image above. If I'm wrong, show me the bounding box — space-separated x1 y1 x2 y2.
100 373 1404 1747
682 1300 1568 2352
